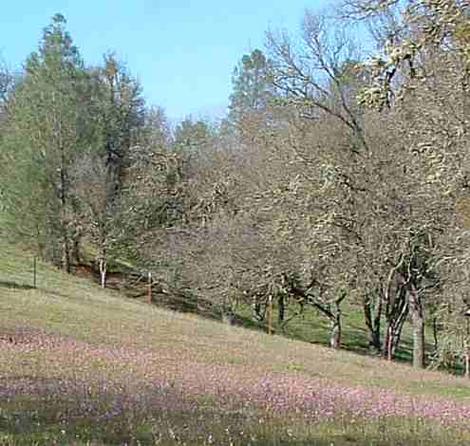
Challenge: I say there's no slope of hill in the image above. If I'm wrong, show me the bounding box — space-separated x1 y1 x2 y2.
1 240 469 445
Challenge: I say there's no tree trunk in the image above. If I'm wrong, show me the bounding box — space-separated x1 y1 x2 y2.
384 324 393 361
57 119 70 274
329 292 346 349
99 258 107 289
267 295 273 335
363 293 382 354
278 294 285 325
71 230 81 265
411 313 425 368
383 282 408 361
409 283 425 369
432 315 439 356
59 167 71 274
384 318 406 361
330 314 341 349
465 347 470 379
61 236 71 273
98 235 107 289
329 301 342 349
369 327 381 354
222 312 236 325
466 318 470 379
252 295 265 322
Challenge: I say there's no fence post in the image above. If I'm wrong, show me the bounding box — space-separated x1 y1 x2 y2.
268 294 273 335
33 257 37 289
465 313 470 378
147 271 152 305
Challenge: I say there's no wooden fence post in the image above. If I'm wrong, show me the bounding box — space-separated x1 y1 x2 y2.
147 271 152 305
33 257 37 289
465 313 470 378
268 294 273 335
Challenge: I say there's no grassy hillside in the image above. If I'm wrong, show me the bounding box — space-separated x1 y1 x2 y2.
234 300 417 363
85 249 419 364
1 240 469 445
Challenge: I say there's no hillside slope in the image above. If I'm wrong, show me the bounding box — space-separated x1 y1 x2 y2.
1 241 469 445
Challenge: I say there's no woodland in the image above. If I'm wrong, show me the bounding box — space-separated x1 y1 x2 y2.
1 0 469 373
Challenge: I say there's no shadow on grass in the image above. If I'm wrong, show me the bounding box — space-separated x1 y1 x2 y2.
235 312 375 356
0 280 35 290
0 279 73 302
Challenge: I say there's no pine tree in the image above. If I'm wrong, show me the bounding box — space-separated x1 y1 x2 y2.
228 49 273 126
0 14 90 270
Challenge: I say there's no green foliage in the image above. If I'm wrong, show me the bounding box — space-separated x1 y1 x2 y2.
0 15 91 265
174 117 214 154
1 2 470 379
228 49 273 125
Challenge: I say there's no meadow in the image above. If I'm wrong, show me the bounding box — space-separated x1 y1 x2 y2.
1 240 469 445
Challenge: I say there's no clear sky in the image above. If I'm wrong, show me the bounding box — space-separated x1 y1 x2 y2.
0 0 323 122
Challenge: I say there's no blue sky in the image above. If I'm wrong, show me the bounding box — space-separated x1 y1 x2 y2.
0 0 323 121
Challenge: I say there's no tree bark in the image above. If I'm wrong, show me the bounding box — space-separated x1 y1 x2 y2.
71 230 81 265
290 286 345 349
383 317 406 361
61 234 71 273
363 293 382 354
383 303 408 361
98 234 107 289
278 294 285 325
59 163 71 273
409 283 425 368
329 298 343 349
384 324 393 361
383 272 408 361
465 349 470 379
267 295 273 335
330 313 341 349
56 112 71 274
466 318 470 379
369 326 382 354
222 312 236 325
252 295 265 322
432 315 439 356
99 258 107 289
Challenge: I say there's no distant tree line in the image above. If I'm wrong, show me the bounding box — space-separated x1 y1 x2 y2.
1 1 469 373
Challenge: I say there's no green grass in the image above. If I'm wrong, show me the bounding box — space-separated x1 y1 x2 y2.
0 238 469 445
54 231 429 367
234 296 420 365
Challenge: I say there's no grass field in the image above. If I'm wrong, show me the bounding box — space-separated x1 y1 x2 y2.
234 300 418 364
1 239 470 445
